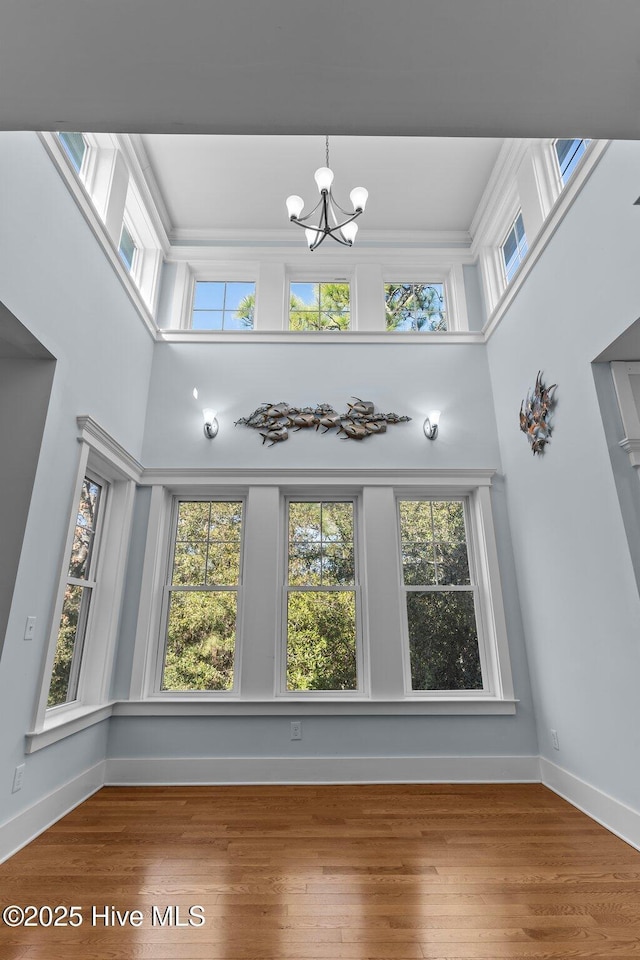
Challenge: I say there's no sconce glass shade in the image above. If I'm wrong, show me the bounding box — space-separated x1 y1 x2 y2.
423 410 441 440
286 195 304 219
340 221 358 244
349 186 368 211
314 166 334 192
203 408 219 439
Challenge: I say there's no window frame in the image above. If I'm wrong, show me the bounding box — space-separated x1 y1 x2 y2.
554 138 591 186
190 279 257 331
288 279 352 332
383 280 448 333
279 494 366 698
500 210 528 285
396 495 492 697
128 471 515 715
31 417 140 742
154 495 246 697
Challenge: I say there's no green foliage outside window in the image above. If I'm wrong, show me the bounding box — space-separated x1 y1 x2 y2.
162 501 242 691
385 283 447 332
48 478 101 708
289 282 350 330
399 500 482 690
286 501 357 690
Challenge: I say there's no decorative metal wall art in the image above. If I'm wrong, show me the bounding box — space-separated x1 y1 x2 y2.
519 372 557 455
235 399 411 445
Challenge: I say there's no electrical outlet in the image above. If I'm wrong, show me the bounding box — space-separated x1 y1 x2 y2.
24 616 36 641
12 764 25 793
290 721 302 741
551 729 560 751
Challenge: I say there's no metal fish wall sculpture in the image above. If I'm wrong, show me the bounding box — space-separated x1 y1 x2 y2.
235 399 411 446
519 372 557 455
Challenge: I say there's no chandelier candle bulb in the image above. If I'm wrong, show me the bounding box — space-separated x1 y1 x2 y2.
286 195 304 219
349 186 368 211
314 166 334 192
341 221 358 244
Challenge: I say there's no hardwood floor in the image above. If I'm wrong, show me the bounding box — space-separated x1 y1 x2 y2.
0 784 639 959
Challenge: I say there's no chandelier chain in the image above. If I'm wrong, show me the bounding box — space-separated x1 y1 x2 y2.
325 135 330 169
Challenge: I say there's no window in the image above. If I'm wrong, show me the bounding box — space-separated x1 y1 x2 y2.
132 475 515 713
289 282 350 330
58 132 87 173
192 281 255 330
47 476 104 707
161 500 244 692
399 499 483 691
555 139 590 185
118 222 137 272
384 283 447 331
285 499 359 691
501 212 528 283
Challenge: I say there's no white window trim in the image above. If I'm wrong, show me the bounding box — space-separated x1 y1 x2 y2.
500 209 528 287
30 418 141 742
128 468 515 715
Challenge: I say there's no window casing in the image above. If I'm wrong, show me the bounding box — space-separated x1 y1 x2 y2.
501 212 528 284
47 474 105 708
384 282 447 332
191 281 255 330
133 475 514 713
289 281 351 330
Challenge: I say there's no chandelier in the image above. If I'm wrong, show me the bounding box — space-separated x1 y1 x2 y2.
286 136 368 251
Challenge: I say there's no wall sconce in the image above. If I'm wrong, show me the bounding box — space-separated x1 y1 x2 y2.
203 408 219 439
423 410 441 440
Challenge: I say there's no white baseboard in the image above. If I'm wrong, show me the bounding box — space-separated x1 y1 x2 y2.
540 756 640 852
4 755 637 864
105 754 541 785
0 760 106 864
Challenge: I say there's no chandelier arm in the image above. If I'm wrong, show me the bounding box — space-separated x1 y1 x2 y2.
290 195 324 224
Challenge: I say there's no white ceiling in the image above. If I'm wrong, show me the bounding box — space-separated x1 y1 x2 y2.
2 1 640 138
139 135 504 235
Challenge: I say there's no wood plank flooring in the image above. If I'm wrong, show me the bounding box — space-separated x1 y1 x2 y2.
0 784 639 959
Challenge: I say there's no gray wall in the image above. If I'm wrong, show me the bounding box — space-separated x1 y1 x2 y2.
109 338 538 764
0 133 154 823
486 139 640 811
0 341 55 662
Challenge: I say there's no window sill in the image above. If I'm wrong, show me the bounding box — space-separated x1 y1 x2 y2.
112 697 518 717
25 703 114 754
158 329 484 345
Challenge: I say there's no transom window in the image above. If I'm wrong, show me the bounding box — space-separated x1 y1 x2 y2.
192 281 255 330
384 283 447 332
48 476 104 707
161 500 244 691
58 132 87 173
398 499 483 692
285 500 358 691
555 139 590 185
501 212 528 284
118 223 137 272
289 282 350 331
